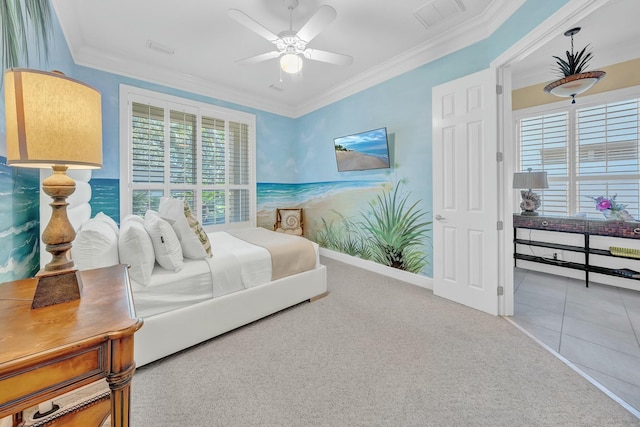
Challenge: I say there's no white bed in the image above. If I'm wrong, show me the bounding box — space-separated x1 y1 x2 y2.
39 184 327 367
132 230 326 366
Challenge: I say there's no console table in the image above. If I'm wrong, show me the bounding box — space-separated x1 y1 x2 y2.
0 264 143 426
514 214 640 287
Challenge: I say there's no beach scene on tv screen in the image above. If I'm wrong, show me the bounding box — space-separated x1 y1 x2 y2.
334 128 390 172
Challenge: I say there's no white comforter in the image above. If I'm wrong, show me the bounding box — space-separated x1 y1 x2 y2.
131 230 318 318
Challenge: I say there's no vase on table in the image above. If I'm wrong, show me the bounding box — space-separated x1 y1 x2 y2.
603 209 634 221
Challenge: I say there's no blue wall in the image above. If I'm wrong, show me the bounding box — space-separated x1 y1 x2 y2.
0 0 568 281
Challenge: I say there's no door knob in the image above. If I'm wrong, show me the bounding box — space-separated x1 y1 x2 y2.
435 214 446 221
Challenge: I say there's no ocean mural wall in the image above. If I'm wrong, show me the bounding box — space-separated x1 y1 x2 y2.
0 157 40 282
89 178 120 224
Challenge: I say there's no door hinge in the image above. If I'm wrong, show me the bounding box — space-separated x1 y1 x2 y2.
496 152 503 162
497 286 504 296
497 220 504 231
496 84 503 95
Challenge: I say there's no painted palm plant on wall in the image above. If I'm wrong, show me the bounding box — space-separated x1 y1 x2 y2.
315 212 372 259
313 182 431 274
0 0 52 72
359 182 431 273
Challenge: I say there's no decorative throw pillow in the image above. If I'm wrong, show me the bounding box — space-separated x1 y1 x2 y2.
72 218 119 270
159 197 208 259
118 214 155 286
279 209 302 231
184 202 212 257
143 210 184 271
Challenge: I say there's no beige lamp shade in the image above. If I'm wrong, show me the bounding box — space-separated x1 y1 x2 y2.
4 69 102 169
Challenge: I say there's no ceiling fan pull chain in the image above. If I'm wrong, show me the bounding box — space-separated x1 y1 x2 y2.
288 4 294 31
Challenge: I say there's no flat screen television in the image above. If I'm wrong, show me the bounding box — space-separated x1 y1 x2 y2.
334 127 391 172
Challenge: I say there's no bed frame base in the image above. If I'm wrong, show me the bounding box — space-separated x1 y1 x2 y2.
134 265 327 367
309 291 329 302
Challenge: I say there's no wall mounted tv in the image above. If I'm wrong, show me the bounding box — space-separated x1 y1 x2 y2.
334 127 391 172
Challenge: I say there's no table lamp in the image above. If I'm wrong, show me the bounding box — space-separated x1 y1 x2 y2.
513 168 549 216
4 69 102 308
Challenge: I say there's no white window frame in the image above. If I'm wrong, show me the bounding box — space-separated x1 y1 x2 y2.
119 84 256 231
514 85 640 218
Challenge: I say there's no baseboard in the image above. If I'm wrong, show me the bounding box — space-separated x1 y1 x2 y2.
319 248 433 290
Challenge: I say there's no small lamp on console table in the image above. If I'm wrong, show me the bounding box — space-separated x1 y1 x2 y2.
513 168 549 216
4 68 102 308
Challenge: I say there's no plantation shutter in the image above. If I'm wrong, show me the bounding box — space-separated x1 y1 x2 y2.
131 103 165 214
517 95 640 218
519 112 569 216
201 116 226 185
169 110 197 186
132 103 165 184
575 99 640 215
201 115 227 225
125 87 255 228
228 121 250 223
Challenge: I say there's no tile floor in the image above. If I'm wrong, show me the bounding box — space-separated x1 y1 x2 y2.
512 268 640 414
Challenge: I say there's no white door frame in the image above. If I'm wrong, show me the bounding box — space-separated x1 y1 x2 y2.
493 0 609 316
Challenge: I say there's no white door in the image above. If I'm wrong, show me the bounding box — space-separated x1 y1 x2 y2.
432 68 499 315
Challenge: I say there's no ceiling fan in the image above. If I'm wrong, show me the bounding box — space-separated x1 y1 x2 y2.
228 0 353 74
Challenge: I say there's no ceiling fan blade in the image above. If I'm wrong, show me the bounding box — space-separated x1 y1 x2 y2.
304 49 353 66
236 51 281 65
296 5 337 43
228 9 279 42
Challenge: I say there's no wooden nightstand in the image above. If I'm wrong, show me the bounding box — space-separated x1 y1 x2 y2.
0 264 143 427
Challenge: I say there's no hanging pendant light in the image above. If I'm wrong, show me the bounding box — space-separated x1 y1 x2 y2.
543 27 606 104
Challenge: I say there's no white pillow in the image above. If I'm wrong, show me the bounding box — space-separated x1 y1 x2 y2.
119 214 155 285
94 212 119 236
159 197 208 259
143 210 184 271
72 218 119 270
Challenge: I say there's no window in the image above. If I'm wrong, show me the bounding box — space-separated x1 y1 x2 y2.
120 85 256 229
516 89 640 218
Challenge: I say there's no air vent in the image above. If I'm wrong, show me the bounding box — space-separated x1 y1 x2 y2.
147 40 175 55
413 0 465 29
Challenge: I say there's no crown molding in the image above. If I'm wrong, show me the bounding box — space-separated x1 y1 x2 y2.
292 0 525 117
55 0 524 119
72 46 298 117
483 0 527 34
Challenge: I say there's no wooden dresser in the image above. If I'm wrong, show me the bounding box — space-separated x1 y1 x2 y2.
0 264 143 426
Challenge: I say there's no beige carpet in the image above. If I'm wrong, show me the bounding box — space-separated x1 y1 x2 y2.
131 257 640 426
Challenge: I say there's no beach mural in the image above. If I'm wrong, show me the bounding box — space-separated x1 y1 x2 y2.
89 178 121 224
0 157 41 282
256 178 432 275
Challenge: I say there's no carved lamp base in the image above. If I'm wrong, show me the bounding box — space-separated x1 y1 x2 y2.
32 165 82 309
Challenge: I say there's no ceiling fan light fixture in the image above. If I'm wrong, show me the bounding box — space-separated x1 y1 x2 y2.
280 53 303 74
